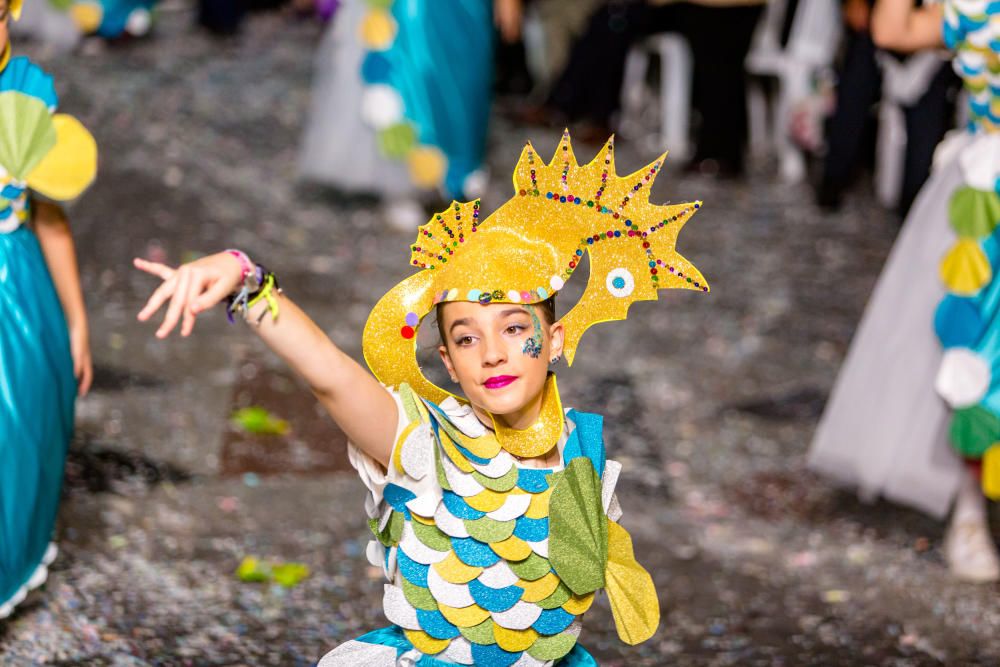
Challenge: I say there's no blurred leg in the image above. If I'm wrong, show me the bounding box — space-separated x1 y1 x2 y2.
682 4 764 174
547 1 672 126
817 30 882 208
945 464 1000 582
899 61 961 217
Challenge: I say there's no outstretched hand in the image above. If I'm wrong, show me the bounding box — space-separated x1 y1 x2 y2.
134 252 244 338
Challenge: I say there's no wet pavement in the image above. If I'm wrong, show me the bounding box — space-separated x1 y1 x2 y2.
2 6 999 666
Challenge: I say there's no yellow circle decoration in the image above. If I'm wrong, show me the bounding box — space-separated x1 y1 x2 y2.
407 145 447 189
940 238 992 295
70 2 104 34
359 9 397 51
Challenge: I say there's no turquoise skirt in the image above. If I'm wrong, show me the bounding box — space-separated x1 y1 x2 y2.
0 225 75 614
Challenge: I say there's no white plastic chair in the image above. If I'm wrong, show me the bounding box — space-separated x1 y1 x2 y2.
620 33 693 161
745 0 842 182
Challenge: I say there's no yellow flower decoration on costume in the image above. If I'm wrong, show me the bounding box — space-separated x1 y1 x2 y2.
407 145 447 189
940 238 992 295
983 444 1000 500
359 8 397 50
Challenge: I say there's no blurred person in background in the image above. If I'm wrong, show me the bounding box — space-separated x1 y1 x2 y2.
529 0 765 177
0 0 98 618
493 0 603 99
809 0 1000 582
816 0 958 216
300 0 522 230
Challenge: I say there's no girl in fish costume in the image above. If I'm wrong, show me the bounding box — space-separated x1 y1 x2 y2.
134 132 708 665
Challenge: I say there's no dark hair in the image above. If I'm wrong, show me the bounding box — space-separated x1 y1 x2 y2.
436 296 557 347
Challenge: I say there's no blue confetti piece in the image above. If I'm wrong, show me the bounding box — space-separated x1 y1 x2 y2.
397 548 430 587
468 579 524 612
513 516 549 542
471 642 522 667
451 537 501 567
533 607 576 635
443 491 486 520
517 468 550 493
384 484 417 512
415 609 460 639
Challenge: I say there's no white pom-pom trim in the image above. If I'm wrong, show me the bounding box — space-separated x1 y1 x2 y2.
360 84 405 130
935 347 991 408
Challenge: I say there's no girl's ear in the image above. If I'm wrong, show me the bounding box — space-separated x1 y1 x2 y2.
548 320 565 361
438 344 459 382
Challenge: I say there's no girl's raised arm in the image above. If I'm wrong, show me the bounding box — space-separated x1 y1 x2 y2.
134 252 397 467
871 0 944 52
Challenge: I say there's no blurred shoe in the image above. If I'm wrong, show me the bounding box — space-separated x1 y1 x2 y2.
944 518 1000 583
682 157 742 180
384 199 426 232
514 104 565 128
574 121 615 145
815 182 842 212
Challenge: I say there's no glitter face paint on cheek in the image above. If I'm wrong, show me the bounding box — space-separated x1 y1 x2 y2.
522 306 543 359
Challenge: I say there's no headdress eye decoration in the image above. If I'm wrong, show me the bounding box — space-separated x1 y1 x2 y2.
363 130 708 409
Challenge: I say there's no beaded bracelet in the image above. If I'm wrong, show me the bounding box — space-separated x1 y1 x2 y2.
224 255 280 325
226 249 255 280
245 269 280 325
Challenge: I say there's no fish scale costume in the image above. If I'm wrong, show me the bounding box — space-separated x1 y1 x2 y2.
320 132 708 665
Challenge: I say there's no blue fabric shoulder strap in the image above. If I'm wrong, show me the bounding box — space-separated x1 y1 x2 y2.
0 56 58 110
562 410 605 478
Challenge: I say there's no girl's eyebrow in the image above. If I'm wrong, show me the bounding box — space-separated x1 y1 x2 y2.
449 308 533 333
498 308 531 319
449 317 474 333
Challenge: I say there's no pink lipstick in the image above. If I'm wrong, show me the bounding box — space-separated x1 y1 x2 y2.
484 375 517 389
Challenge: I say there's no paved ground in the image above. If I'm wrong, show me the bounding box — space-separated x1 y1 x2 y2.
2 6 999 666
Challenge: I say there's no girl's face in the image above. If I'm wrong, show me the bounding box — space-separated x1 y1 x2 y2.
438 301 564 424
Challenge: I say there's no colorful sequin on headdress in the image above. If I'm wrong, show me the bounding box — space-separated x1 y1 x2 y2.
363 131 708 412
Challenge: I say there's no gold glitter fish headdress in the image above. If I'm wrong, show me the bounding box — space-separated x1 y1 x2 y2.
363 132 707 448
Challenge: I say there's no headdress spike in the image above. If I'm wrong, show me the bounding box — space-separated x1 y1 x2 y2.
513 141 540 194
616 151 668 211
549 129 578 177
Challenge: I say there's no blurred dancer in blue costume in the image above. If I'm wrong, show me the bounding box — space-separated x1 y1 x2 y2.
0 0 98 618
300 0 518 229
68 0 156 39
809 0 1000 583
